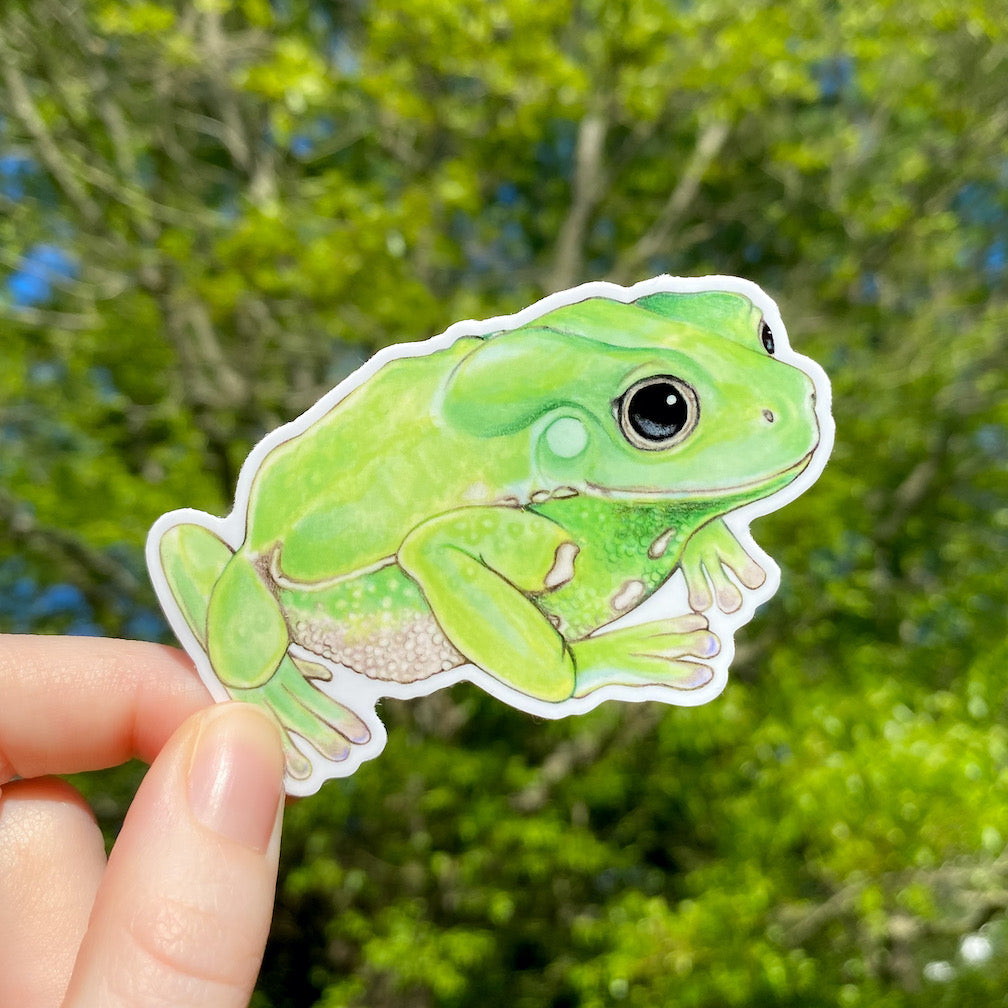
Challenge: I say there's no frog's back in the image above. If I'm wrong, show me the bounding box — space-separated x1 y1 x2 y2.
243 337 486 564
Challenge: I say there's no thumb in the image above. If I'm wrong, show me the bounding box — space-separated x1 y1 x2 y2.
63 703 286 1008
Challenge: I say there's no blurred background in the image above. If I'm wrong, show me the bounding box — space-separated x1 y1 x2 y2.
2 1 1007 1004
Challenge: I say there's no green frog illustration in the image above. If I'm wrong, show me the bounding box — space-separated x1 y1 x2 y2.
149 278 832 792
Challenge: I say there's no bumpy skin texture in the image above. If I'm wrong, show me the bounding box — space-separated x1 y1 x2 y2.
154 289 822 782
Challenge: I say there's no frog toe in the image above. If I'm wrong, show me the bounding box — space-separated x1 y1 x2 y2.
685 627 721 660
281 737 315 780
671 612 710 633
290 657 370 743
282 695 351 763
625 617 720 662
290 654 333 682
673 662 714 689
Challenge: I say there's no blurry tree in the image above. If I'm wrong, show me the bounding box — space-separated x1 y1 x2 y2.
2 0 1007 1005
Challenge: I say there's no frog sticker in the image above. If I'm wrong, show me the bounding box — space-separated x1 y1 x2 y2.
148 276 833 794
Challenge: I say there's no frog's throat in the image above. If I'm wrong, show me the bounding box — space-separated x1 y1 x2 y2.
585 448 815 503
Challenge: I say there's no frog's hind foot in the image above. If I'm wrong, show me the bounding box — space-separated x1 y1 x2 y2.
570 613 720 698
230 654 372 780
158 528 370 781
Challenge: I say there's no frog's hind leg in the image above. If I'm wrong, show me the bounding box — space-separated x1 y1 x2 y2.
159 526 371 781
205 551 290 691
158 522 235 650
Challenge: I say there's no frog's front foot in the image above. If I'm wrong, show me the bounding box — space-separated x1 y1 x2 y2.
680 519 766 613
228 654 371 780
570 613 719 697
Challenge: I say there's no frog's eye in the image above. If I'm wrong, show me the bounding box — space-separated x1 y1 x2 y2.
759 319 776 355
615 376 699 451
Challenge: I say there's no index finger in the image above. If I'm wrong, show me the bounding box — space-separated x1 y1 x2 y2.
0 635 210 783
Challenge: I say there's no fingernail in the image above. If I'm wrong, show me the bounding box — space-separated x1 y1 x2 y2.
188 705 285 853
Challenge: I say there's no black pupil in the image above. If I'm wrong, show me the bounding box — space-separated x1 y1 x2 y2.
627 381 689 442
760 320 775 354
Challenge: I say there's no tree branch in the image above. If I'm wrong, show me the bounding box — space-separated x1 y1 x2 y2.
782 847 1008 950
614 120 730 282
510 705 663 813
547 111 609 292
200 5 278 205
0 490 143 609
0 28 103 228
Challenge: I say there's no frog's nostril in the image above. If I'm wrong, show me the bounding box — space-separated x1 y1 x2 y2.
762 409 775 424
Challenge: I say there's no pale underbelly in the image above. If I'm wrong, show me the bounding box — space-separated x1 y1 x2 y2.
280 567 465 684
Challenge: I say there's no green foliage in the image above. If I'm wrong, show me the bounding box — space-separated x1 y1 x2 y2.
2 0 1007 1004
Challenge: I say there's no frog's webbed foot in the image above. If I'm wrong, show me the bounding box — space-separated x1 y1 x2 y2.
679 519 766 614
570 613 720 697
228 654 371 780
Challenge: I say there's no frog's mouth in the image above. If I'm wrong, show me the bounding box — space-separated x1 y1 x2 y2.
589 447 817 503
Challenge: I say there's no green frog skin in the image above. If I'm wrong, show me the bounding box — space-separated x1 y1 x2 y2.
148 277 832 792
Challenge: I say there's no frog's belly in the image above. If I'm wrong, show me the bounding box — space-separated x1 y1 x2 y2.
280 566 464 684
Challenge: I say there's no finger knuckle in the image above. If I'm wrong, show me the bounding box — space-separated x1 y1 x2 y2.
117 894 256 1005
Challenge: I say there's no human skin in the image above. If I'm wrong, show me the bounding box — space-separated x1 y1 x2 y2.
0 635 286 1008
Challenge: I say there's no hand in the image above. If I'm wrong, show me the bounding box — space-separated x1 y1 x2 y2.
0 635 286 1007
